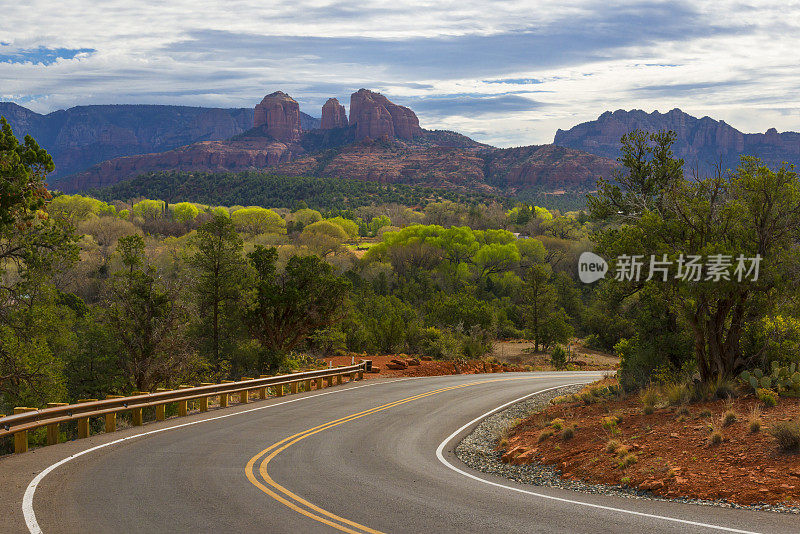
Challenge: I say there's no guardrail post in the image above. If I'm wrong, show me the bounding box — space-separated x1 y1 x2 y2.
104 396 125 432
275 383 284 397
178 385 192 416
199 384 214 411
290 381 298 395
220 381 233 407
350 372 356 382
76 399 98 437
45 403 68 445
258 376 270 399
240 378 253 403
155 389 169 420
13 407 37 453
358 370 364 380
316 377 323 390
303 379 311 392
336 374 343 386
325 376 333 387
128 394 146 426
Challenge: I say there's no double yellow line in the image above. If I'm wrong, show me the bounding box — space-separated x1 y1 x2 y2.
244 376 573 533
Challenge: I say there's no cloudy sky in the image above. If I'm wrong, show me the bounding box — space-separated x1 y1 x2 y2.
1 0 798 147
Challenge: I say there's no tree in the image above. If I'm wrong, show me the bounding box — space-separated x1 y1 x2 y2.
0 117 78 408
590 130 800 381
189 214 247 369
105 235 195 391
523 264 559 352
243 246 350 370
231 207 286 235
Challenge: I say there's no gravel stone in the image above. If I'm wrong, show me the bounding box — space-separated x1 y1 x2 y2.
455 385 800 515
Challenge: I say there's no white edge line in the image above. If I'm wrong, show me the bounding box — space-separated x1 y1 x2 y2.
22 372 595 533
434 382 763 534
22 376 426 533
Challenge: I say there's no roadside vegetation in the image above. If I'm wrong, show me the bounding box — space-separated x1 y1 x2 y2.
0 116 614 424
501 130 800 506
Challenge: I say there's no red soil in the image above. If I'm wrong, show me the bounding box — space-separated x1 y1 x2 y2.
504 385 800 506
321 355 525 378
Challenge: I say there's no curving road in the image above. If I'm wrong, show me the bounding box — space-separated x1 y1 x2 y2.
1 372 796 533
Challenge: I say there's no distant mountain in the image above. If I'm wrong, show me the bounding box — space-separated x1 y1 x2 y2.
44 89 616 195
554 108 800 173
0 102 319 178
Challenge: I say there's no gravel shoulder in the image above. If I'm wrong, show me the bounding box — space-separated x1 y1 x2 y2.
454 384 800 515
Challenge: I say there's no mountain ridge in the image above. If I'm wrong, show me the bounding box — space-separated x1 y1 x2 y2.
554 108 799 172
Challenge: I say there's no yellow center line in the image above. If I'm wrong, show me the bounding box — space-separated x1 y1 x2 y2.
244 375 594 533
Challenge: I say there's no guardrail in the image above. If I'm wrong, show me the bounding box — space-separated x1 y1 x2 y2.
0 362 367 454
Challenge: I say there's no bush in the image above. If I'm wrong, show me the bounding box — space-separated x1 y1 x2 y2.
665 383 691 406
601 415 621 434
550 418 565 430
605 439 621 453
561 426 575 440
538 429 554 442
748 406 762 433
550 345 567 370
770 420 800 452
709 430 723 445
722 410 738 426
618 453 637 467
757 388 778 407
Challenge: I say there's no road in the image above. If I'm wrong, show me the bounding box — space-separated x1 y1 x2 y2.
1 372 796 533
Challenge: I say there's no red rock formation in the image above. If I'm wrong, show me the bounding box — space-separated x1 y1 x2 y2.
320 98 348 129
349 89 421 141
253 91 302 142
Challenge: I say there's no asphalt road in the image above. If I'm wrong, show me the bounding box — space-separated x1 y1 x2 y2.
2 372 797 534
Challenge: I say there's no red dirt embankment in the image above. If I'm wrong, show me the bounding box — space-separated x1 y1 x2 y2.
503 381 800 506
321 355 524 378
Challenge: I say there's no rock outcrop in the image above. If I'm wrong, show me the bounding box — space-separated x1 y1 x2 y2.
349 89 422 141
320 98 348 129
253 91 302 142
554 108 800 172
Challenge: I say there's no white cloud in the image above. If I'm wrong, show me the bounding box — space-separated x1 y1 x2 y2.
0 0 798 146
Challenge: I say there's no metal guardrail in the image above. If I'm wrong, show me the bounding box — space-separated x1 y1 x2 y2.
0 362 367 454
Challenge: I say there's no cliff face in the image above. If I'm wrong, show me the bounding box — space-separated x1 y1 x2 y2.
0 102 320 179
320 98 348 129
11 89 616 194
554 108 800 171
349 89 422 141
253 91 302 142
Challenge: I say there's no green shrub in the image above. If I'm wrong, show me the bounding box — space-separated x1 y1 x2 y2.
601 415 623 435
550 418 565 430
770 420 800 452
757 388 778 407
618 453 637 467
665 382 691 406
550 345 567 370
